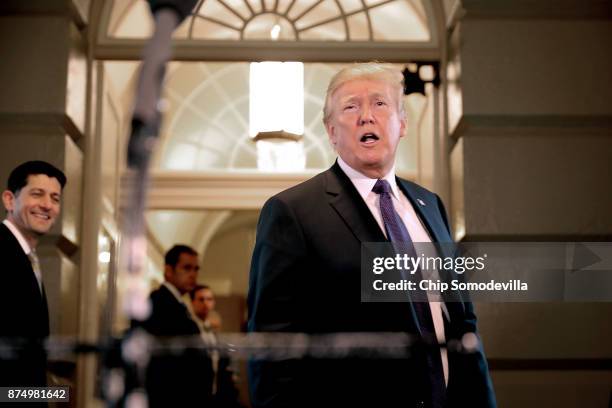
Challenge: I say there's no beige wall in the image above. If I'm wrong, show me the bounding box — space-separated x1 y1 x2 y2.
447 2 612 406
0 7 86 345
0 2 114 406
200 212 258 298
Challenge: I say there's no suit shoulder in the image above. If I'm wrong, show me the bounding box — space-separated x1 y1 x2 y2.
0 224 18 247
397 177 438 199
0 224 28 266
264 171 327 208
146 287 179 319
398 177 452 236
149 285 173 304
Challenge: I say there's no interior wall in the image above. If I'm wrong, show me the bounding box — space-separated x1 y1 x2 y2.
0 5 88 399
447 2 612 406
200 214 258 299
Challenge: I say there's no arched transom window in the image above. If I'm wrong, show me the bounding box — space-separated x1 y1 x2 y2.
107 0 431 42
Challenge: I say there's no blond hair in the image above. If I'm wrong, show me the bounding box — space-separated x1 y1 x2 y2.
322 62 405 124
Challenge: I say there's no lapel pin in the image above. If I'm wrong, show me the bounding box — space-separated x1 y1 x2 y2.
417 198 426 206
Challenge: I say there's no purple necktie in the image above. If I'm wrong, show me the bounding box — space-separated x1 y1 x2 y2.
372 179 445 408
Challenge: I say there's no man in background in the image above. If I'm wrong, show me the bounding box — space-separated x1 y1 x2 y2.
0 160 66 387
189 284 217 346
140 244 213 407
190 284 241 408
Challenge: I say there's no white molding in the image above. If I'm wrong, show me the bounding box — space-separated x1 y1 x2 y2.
121 169 418 210
95 39 441 62
121 169 317 210
449 114 612 141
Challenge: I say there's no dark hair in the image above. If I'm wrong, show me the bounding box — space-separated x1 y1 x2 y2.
7 160 67 194
189 284 211 301
164 244 198 268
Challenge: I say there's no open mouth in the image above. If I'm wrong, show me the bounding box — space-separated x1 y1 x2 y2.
360 133 379 144
32 213 51 221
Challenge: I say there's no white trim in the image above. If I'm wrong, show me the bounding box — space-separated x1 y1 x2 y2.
121 169 418 211
94 39 441 62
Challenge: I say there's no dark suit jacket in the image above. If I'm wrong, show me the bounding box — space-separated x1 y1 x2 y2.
247 162 496 408
0 223 49 387
139 284 214 407
213 350 242 408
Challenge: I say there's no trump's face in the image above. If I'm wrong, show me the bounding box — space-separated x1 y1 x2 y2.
325 79 405 179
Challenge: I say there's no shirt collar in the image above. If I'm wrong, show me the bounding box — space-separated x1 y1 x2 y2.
3 219 32 255
162 281 185 304
337 157 400 200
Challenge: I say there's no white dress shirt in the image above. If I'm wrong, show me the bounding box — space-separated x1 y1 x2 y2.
194 317 220 394
337 157 449 385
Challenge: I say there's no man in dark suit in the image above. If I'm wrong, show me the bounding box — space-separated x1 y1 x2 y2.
190 284 241 408
139 244 213 407
0 160 66 387
247 63 496 407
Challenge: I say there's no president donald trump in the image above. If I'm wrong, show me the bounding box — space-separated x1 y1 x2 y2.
247 62 496 408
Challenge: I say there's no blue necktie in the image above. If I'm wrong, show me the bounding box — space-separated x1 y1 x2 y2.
372 179 445 408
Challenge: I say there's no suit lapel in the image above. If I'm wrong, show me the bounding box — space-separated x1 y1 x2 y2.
323 164 462 330
324 164 420 331
0 223 51 335
396 178 452 244
322 165 452 245
396 180 468 317
41 285 50 336
1 223 47 299
325 163 386 244
160 284 196 325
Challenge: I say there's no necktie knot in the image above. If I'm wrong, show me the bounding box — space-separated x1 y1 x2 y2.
372 179 391 195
